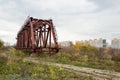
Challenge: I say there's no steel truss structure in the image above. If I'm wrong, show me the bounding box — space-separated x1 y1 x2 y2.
16 17 59 53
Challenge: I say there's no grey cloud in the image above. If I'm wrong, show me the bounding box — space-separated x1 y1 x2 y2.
0 0 120 44
89 0 120 9
88 0 120 14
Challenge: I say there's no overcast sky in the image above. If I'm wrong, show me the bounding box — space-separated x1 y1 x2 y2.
0 0 120 45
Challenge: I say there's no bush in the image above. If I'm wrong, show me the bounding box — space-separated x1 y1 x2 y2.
112 49 120 61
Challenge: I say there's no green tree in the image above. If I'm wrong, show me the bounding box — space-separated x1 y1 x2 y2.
0 39 4 49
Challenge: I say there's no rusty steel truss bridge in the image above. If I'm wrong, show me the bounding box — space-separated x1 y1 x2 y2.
16 17 59 53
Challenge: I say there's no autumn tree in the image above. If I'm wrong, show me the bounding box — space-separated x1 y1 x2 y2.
72 41 98 60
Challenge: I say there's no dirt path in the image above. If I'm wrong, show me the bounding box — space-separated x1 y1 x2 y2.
24 57 120 80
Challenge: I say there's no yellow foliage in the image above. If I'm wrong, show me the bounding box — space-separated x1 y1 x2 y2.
73 41 97 52
73 41 84 51
49 66 57 79
59 66 64 71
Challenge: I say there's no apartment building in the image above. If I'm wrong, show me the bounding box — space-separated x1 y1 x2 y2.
111 38 120 49
82 38 107 48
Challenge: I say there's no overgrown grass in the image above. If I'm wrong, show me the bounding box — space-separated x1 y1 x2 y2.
0 58 93 80
0 46 120 79
0 47 93 80
37 52 120 72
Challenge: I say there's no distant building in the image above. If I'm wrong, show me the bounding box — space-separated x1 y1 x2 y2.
111 38 120 49
80 38 107 48
59 41 73 48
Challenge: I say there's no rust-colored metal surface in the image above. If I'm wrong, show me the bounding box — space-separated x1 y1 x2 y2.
16 17 59 53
